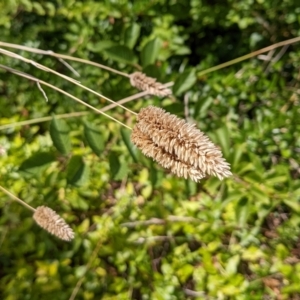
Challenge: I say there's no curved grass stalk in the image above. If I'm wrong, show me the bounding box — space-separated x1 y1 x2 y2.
0 41 131 77
0 48 137 116
0 112 88 130
0 82 174 131
1 37 300 79
197 36 300 77
0 185 36 212
0 64 132 130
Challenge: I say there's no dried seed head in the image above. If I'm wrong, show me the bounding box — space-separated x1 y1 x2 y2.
129 72 172 97
33 206 74 241
131 106 232 181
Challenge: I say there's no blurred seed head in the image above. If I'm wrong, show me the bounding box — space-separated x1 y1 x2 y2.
129 72 172 97
33 206 74 241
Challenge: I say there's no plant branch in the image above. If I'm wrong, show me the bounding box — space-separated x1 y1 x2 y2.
121 216 200 228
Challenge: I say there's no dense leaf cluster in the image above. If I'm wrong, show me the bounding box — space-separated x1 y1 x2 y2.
0 1 300 299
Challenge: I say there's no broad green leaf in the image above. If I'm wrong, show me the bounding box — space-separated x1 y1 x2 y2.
87 40 116 52
140 38 162 68
114 161 129 181
124 23 140 49
103 45 136 64
149 162 158 187
235 197 249 227
176 264 194 283
194 96 213 118
49 117 71 155
214 126 230 158
231 143 246 169
283 199 300 213
172 69 196 96
225 255 240 275
84 122 105 156
66 155 89 186
162 103 184 115
19 152 55 176
143 64 162 81
120 128 138 163
108 152 121 179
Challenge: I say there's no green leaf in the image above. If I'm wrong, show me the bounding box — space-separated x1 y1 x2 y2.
109 152 121 179
84 122 105 156
49 117 71 155
19 152 55 176
231 143 246 169
194 96 214 118
283 199 300 213
124 23 140 49
120 128 138 163
115 159 129 181
140 38 162 68
103 45 136 64
66 155 89 186
214 126 230 158
87 40 117 52
235 197 249 227
143 64 162 81
172 69 196 96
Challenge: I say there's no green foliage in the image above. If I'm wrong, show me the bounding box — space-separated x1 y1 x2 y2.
1 0 300 299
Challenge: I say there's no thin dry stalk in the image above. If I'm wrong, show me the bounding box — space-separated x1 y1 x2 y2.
0 47 136 116
0 185 74 241
0 64 132 130
131 106 232 181
130 72 172 97
33 206 74 241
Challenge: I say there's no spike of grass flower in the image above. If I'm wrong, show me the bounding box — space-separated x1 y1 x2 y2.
131 106 232 181
0 185 74 241
33 206 74 241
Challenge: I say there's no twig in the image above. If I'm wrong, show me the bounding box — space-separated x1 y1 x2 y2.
0 64 132 130
184 92 189 121
36 82 48 102
57 56 80 77
183 288 210 299
121 216 200 228
133 236 175 244
197 36 300 77
265 45 289 73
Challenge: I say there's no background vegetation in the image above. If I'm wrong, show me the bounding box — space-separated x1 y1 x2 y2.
1 0 300 299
